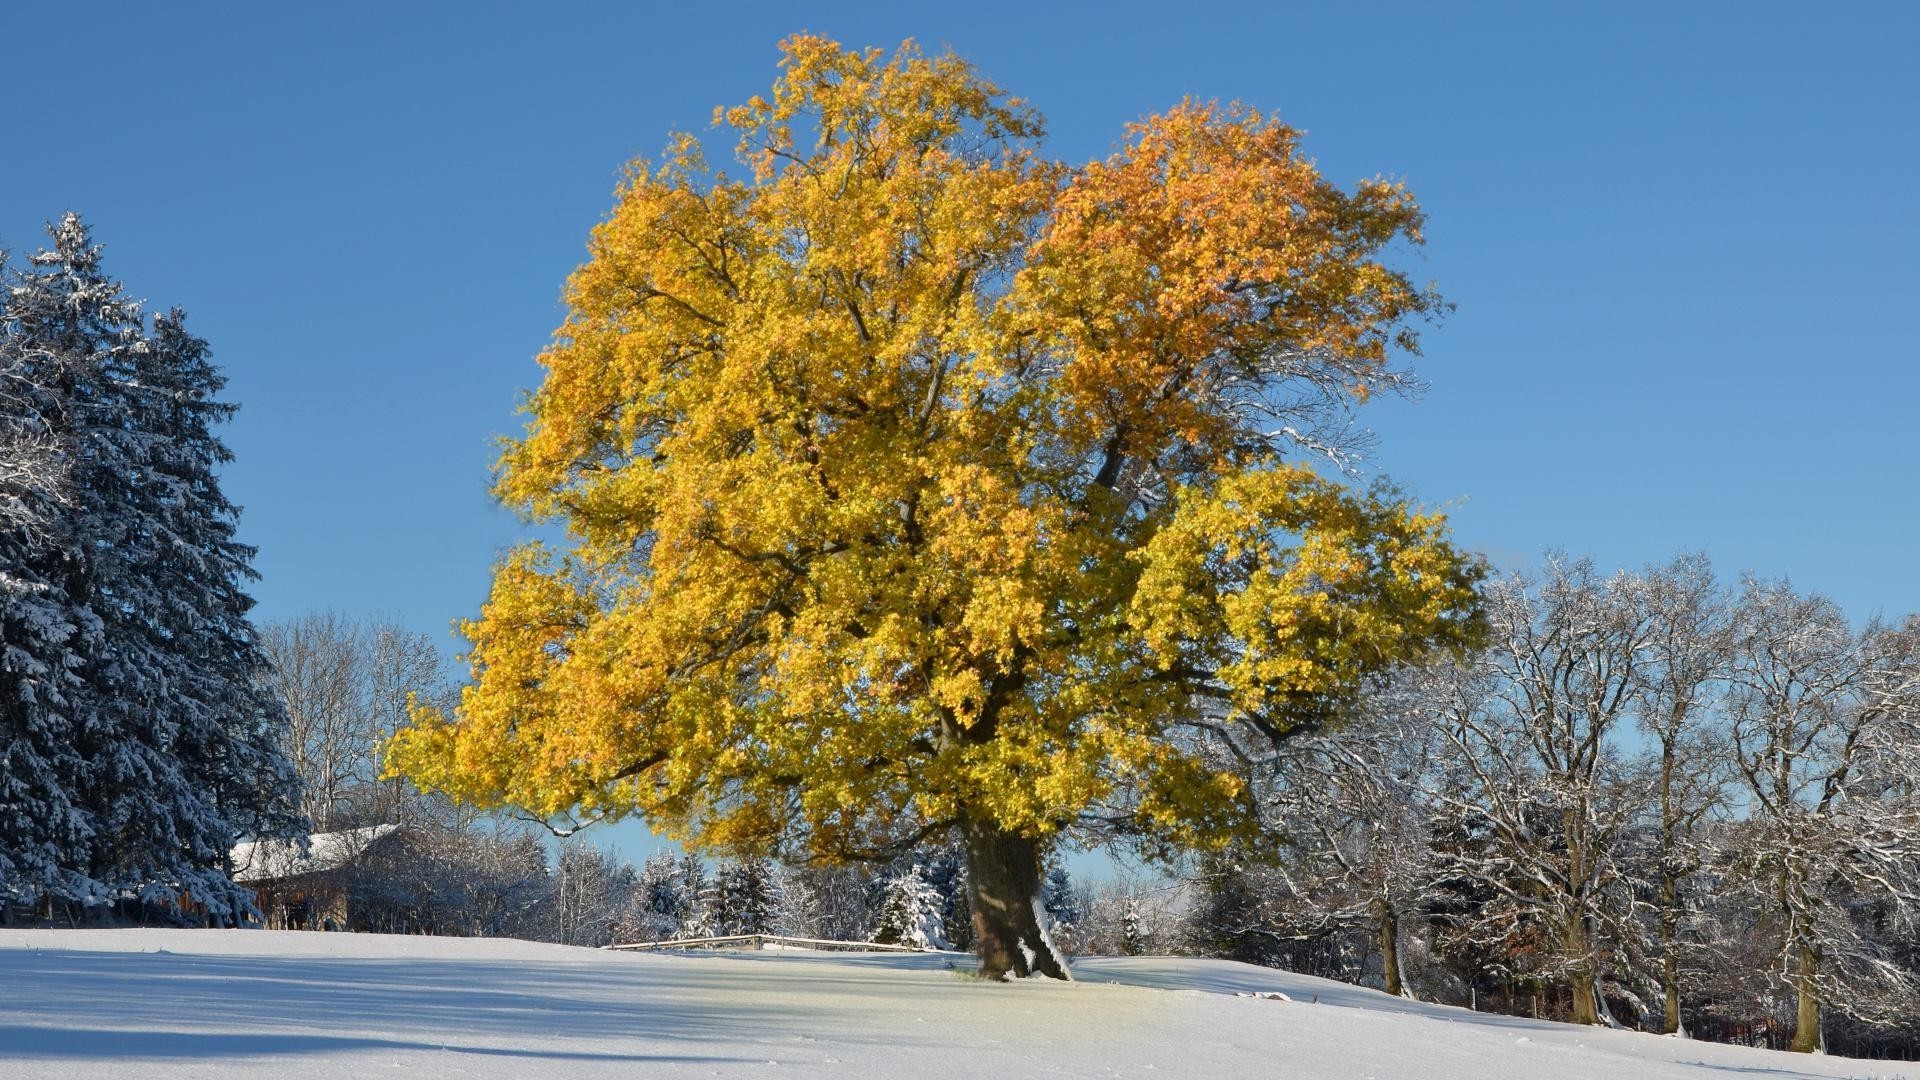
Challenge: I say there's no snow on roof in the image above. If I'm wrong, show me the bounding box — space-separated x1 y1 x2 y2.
229 824 401 884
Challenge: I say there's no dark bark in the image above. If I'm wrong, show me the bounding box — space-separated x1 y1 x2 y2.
960 816 1069 980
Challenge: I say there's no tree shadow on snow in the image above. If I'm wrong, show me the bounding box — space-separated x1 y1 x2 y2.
0 947 814 1060
0 1024 750 1064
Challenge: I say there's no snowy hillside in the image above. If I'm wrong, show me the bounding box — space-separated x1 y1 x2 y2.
1 929 1912 1080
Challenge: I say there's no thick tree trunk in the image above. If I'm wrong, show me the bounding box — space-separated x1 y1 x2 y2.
1569 972 1600 1026
1375 899 1404 998
1789 942 1822 1054
960 817 1069 981
1567 915 1601 1026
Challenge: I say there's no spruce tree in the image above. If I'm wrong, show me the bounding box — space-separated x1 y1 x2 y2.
1121 897 1145 956
709 856 779 936
0 239 97 915
629 851 688 941
676 852 711 937
871 864 946 950
1 216 300 920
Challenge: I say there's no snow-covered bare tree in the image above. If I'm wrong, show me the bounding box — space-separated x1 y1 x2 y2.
544 839 637 946
1431 558 1655 1025
781 862 873 941
260 612 449 830
1079 875 1176 957
261 613 372 830
363 623 452 821
1264 687 1446 998
1722 579 1920 1052
348 820 548 936
1630 554 1735 1034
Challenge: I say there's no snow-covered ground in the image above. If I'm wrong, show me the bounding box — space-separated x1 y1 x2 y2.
2 929 1913 1079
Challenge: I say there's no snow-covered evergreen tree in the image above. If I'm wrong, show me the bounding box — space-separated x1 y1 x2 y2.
708 856 780 936
0 279 68 533
0 216 301 920
922 845 972 951
871 863 946 950
676 852 713 937
622 851 691 941
1121 896 1145 956
1042 862 1084 953
0 239 95 915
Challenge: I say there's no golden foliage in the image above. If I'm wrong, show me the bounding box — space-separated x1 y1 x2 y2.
387 36 1482 859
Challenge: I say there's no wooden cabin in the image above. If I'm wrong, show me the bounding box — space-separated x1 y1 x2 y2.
230 824 402 930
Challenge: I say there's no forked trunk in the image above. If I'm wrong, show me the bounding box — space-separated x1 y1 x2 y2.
1789 942 1822 1054
961 817 1069 981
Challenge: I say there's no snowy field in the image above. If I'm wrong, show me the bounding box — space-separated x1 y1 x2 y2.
1 929 1914 1080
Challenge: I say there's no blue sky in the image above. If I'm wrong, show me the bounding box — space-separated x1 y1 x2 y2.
5 2 1916 868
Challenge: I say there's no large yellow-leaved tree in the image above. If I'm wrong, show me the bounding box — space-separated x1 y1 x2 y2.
388 36 1483 979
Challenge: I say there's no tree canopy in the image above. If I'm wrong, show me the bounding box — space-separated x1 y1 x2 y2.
387 35 1482 977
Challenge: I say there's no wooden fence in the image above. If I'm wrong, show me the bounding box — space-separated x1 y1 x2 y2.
605 934 936 954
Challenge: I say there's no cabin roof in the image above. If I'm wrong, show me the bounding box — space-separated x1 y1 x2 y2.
230 824 402 883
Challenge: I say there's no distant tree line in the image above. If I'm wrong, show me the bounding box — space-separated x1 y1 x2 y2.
1175 555 1920 1058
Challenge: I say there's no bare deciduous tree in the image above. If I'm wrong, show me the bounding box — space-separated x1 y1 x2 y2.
259 612 450 831
1264 690 1445 997
1724 579 1920 1052
1631 554 1736 1034
1432 558 1655 1026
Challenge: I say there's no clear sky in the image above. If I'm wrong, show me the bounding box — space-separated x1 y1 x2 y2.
5 2 1916 866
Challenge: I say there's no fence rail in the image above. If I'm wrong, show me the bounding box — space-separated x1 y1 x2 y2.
605 934 936 954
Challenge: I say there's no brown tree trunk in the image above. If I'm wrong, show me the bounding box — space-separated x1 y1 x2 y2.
1375 900 1404 998
961 816 1069 981
1567 915 1601 1026
1658 868 1682 1034
1789 941 1821 1054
